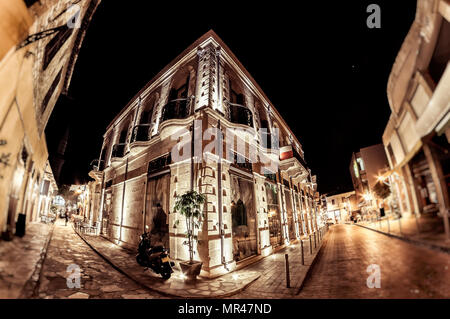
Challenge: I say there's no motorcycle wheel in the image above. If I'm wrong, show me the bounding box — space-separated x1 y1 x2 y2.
161 263 172 280
136 254 145 266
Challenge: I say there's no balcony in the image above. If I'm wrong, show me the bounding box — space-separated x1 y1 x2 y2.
226 101 253 127
89 159 105 171
160 98 191 123
129 124 152 154
132 124 151 142
159 98 193 140
279 145 308 177
230 151 252 173
111 143 126 159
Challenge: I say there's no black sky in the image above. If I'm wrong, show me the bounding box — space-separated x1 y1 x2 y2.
45 1 416 193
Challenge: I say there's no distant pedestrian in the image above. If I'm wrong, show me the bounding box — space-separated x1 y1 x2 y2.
65 213 69 226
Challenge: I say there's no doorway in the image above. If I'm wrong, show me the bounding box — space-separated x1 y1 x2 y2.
230 174 257 262
145 173 170 251
265 182 283 247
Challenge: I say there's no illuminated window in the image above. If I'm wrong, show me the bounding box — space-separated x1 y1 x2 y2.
357 157 365 171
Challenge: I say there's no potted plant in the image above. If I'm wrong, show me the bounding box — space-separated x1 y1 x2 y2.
174 190 206 279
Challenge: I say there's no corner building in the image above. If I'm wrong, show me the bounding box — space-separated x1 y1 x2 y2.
92 31 319 277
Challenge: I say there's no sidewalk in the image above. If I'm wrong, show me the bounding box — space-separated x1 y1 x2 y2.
75 228 327 299
229 231 327 298
356 215 450 253
75 230 260 298
0 221 54 298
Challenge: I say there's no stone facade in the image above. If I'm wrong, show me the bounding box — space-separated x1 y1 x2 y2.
382 0 450 239
91 31 319 277
0 0 100 237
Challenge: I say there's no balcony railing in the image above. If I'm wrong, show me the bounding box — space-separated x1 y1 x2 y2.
160 98 191 123
131 124 151 142
89 159 105 171
230 151 252 172
111 143 126 158
280 145 307 168
226 101 253 127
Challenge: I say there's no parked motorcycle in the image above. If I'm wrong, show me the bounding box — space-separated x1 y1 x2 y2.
136 229 174 279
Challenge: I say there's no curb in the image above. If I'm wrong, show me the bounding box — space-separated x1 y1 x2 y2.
74 228 260 298
19 223 55 298
354 223 450 254
296 230 328 294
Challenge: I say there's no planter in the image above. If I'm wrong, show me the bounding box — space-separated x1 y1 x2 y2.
179 261 203 280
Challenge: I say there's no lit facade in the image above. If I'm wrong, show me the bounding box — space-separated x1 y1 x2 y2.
325 191 356 223
382 0 450 238
349 144 389 215
0 0 100 238
91 31 319 277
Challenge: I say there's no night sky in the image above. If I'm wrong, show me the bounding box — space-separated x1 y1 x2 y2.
45 1 416 194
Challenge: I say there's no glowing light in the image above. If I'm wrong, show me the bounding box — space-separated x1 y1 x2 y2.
180 273 187 280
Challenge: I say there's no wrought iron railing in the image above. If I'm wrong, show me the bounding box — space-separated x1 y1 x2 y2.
230 151 252 172
131 124 151 142
225 101 253 127
111 143 126 158
89 159 105 171
160 98 191 123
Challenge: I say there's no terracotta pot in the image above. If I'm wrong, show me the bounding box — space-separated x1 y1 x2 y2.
179 261 203 280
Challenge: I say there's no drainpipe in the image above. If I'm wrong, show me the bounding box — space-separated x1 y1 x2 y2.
217 120 229 271
190 119 195 191
119 158 129 243
278 169 288 244
143 174 148 233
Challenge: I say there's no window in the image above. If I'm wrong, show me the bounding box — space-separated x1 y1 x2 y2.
331 199 335 205
387 144 396 167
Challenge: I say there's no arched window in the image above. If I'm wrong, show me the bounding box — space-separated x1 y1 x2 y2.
227 79 253 127
160 65 195 122
112 118 131 158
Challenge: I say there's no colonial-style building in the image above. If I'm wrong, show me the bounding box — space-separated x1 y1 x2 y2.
381 0 450 239
0 0 100 239
90 31 319 277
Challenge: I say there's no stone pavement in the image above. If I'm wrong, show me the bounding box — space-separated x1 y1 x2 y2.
29 218 166 299
298 224 450 298
0 221 53 298
76 230 261 298
357 214 450 253
229 230 327 298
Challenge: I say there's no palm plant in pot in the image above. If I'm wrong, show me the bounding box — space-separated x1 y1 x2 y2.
174 190 206 280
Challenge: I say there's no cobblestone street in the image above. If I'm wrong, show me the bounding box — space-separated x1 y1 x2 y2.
298 224 450 298
230 233 324 299
27 219 165 299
